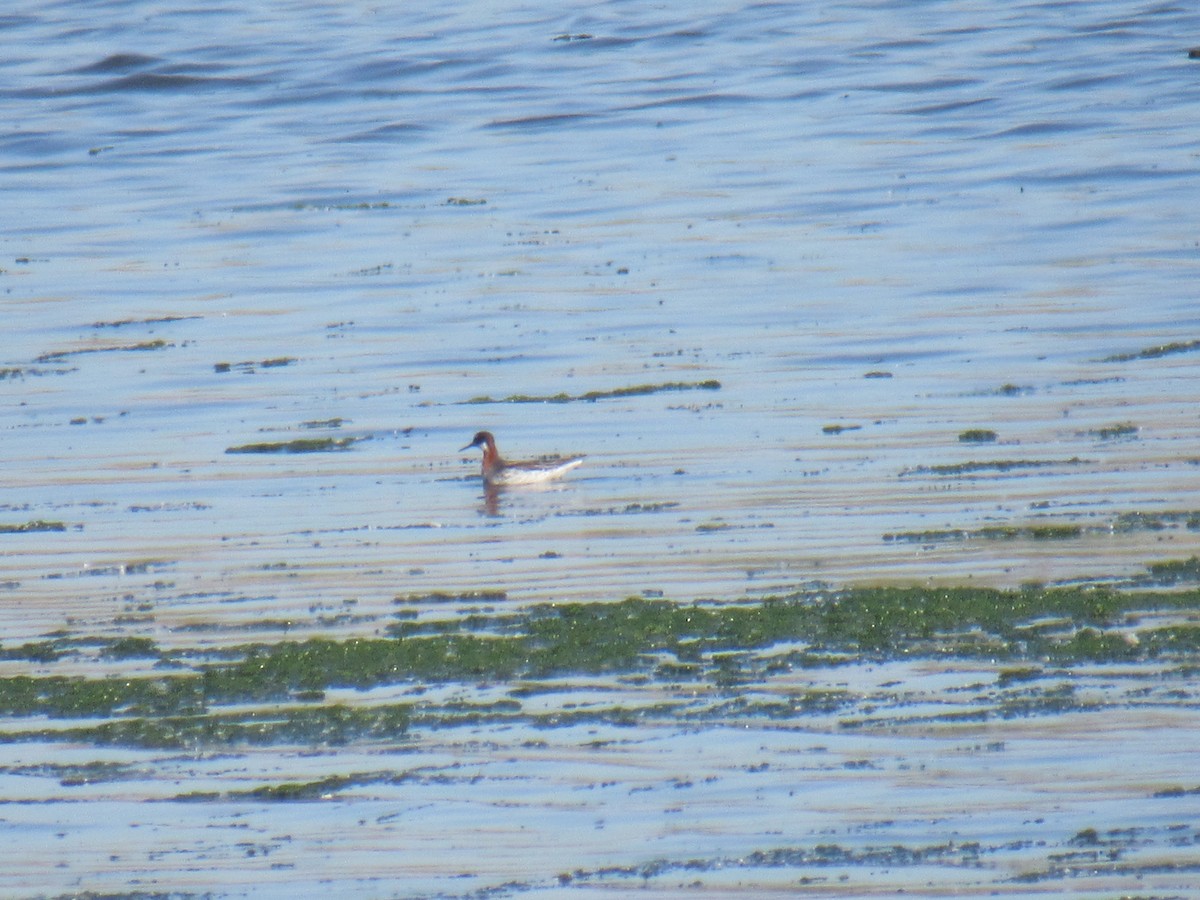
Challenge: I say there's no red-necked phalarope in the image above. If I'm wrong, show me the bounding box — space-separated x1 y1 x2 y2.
460 431 583 486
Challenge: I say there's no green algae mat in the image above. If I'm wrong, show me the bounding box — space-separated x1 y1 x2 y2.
4 582 1200 899
3 584 1198 749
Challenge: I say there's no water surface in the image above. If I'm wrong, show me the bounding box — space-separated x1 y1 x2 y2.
2 0 1200 896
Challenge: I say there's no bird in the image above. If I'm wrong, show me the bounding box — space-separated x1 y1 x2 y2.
459 431 583 486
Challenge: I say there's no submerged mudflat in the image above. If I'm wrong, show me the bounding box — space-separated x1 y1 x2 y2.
2 584 1199 897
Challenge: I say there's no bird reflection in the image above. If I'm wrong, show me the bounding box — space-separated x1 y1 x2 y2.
482 481 501 517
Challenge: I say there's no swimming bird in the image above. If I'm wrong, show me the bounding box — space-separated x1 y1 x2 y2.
459 431 583 486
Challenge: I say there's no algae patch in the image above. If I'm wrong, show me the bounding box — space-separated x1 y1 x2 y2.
884 524 1084 543
889 511 1200 548
1088 422 1138 440
1113 510 1200 532
92 314 202 329
901 458 1087 477
463 380 720 404
1102 339 1200 362
958 429 998 443
226 436 363 454
3 585 1199 748
214 357 297 374
35 340 172 362
560 839 982 890
1144 555 1200 585
0 520 68 534
231 771 399 801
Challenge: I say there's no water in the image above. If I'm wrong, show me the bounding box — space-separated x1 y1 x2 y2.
2 0 1200 896
5 0 1200 630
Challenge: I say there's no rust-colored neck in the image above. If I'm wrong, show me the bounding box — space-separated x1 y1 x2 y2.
480 435 502 475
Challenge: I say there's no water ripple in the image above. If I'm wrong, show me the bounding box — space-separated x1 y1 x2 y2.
2 0 1200 892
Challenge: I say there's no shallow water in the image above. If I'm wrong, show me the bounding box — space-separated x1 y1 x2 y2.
3 649 1199 898
2 0 1200 896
